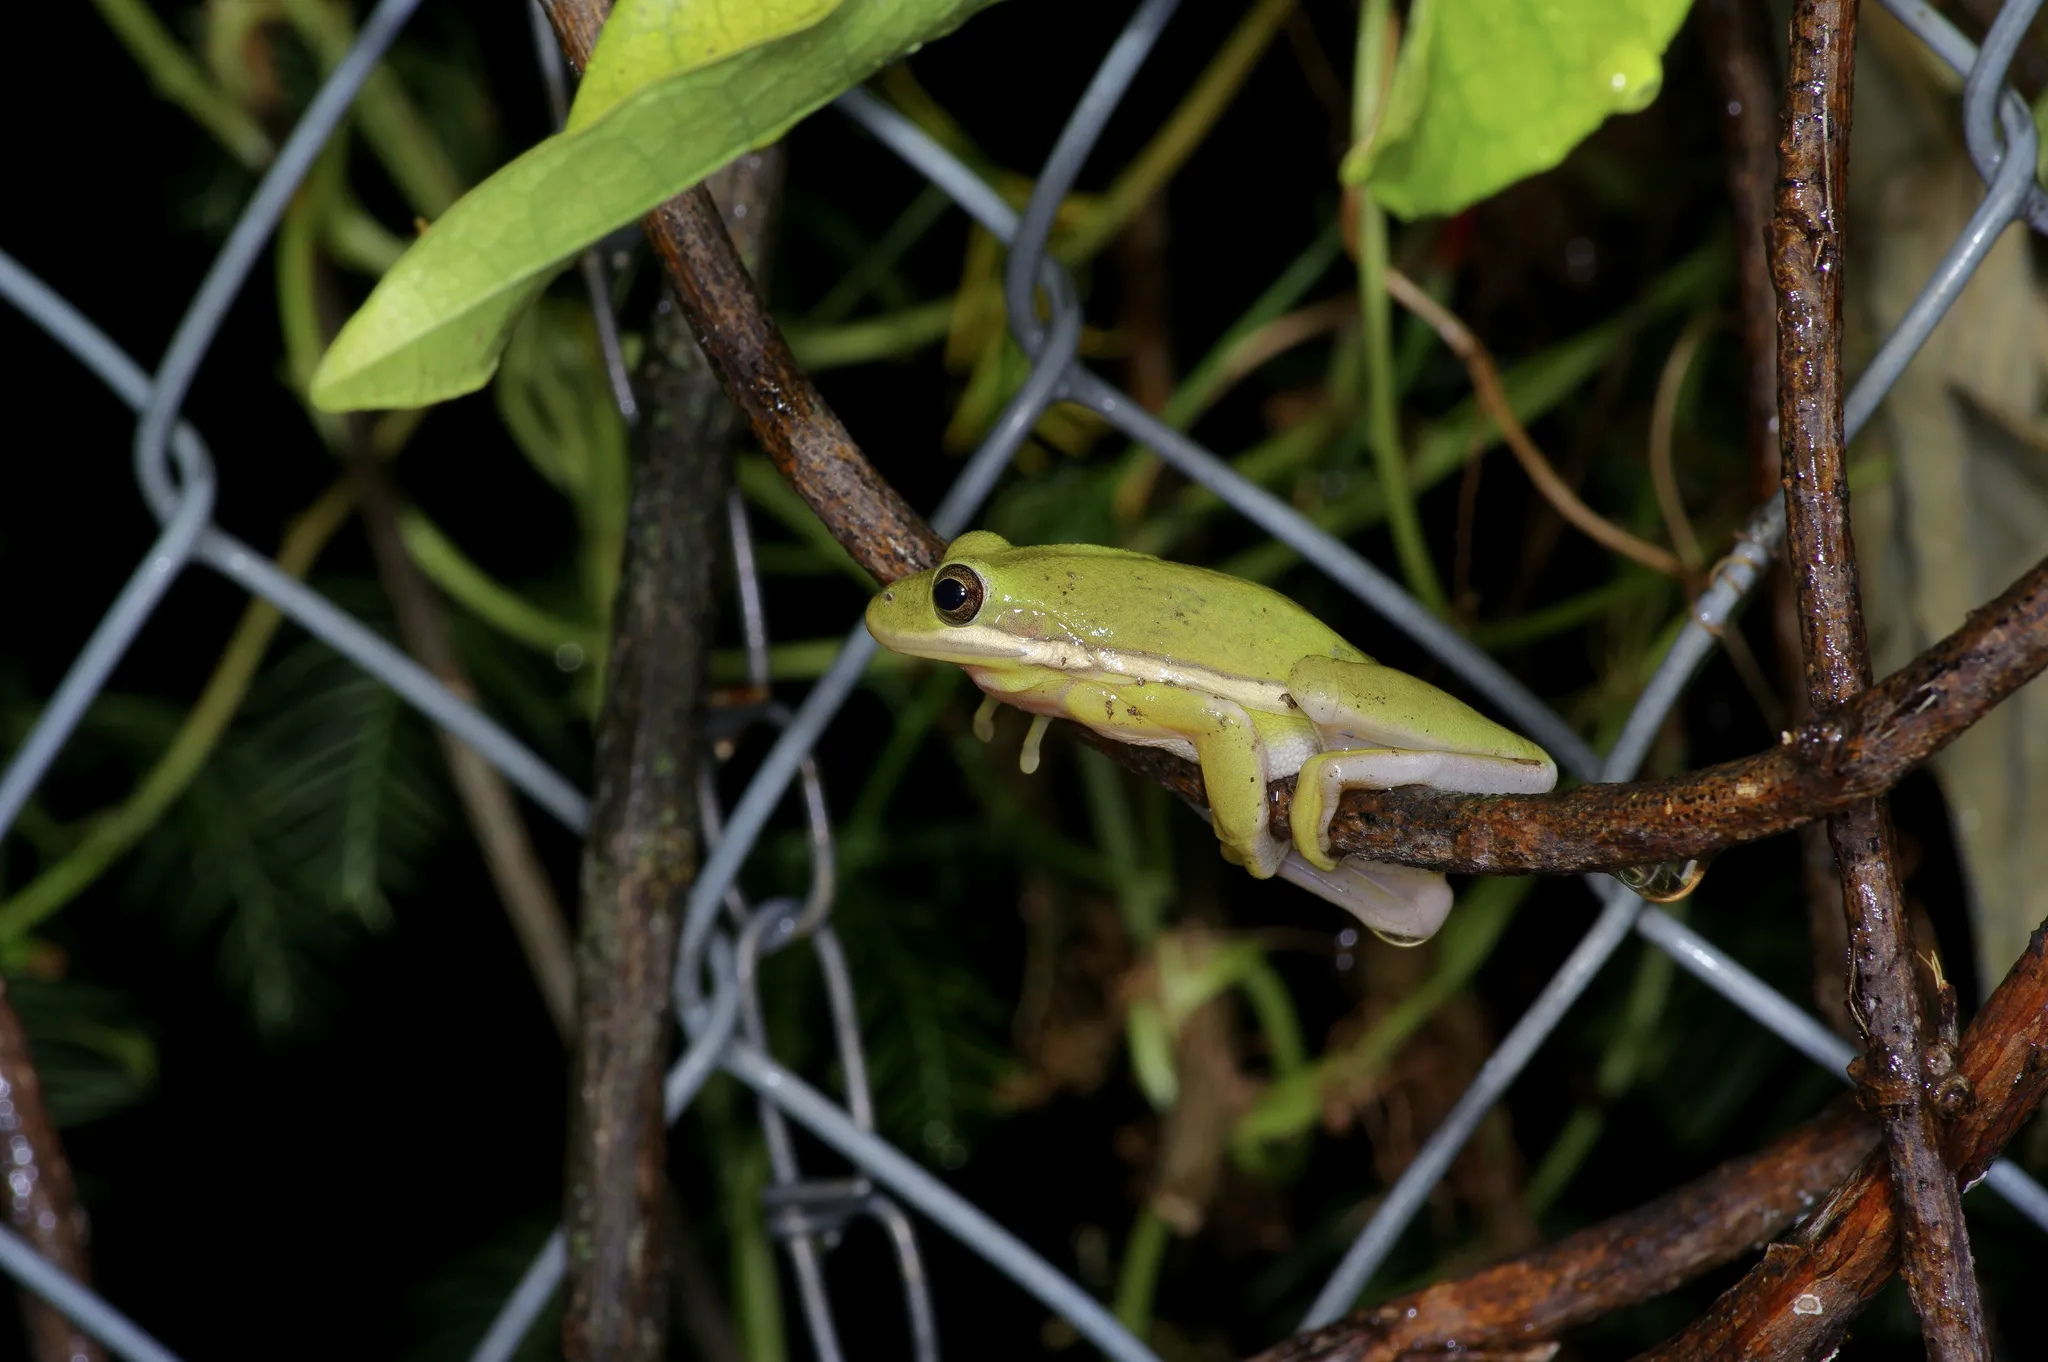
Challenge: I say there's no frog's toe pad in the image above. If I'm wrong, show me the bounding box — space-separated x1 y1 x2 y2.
1277 854 1453 946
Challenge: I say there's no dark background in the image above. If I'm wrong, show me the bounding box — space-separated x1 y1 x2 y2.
4 1 2039 1358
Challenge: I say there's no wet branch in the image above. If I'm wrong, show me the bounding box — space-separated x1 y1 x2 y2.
1639 916 2048 1360
1768 1 1985 1355
1248 1103 1876 1362
1255 907 2048 1362
1188 547 2047 875
606 80 2048 892
644 185 944 584
0 980 102 1362
536 5 767 1359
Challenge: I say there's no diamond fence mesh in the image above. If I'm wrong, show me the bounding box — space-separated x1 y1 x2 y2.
7 0 2048 1358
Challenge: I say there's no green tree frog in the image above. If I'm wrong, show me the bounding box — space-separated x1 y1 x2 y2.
864 532 1557 944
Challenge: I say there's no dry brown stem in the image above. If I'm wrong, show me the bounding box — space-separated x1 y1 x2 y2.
1767 0 1985 1354
1638 918 2048 1359
1248 1103 1876 1362
1384 268 1691 581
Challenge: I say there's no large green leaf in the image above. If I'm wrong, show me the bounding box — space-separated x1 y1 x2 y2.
310 0 998 412
1344 0 1694 220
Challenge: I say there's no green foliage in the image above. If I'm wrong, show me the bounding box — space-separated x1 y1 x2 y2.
125 642 447 1040
1346 0 1696 219
70 0 2014 1350
308 0 1002 411
835 888 1011 1165
6 979 156 1127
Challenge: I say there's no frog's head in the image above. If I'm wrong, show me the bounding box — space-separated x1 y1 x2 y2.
866 530 1036 665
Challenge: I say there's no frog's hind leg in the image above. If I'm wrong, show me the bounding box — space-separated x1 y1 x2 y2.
1278 852 1453 946
1289 748 1555 871
1079 681 1289 879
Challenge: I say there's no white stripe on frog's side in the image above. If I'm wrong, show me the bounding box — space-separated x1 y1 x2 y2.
908 621 1298 717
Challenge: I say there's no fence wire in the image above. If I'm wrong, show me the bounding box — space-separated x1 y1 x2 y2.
6 0 2048 1358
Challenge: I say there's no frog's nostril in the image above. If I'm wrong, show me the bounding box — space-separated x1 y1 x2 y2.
883 590 895 603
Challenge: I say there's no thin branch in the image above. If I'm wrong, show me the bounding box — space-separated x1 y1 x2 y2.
1248 1103 1876 1362
1769 0 1985 1354
1092 544 2048 875
0 979 103 1362
1256 904 2048 1362
1646 316 1714 570
647 182 944 585
1638 916 2048 1360
1216 295 1356 395
1384 268 1693 581
1701 0 1857 1040
561 294 734 1360
557 5 2048 899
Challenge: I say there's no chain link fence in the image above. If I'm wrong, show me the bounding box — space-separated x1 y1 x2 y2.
6 0 2048 1357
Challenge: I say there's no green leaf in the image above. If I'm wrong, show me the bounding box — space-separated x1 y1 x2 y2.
309 0 1000 412
568 0 841 131
1343 0 1694 220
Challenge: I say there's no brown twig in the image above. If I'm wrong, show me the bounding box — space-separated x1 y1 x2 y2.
1769 2 1985 1356
1384 268 1692 581
1217 296 1357 394
1258 904 2048 1362
532 7 774 1356
1645 316 1714 571
1638 916 2048 1360
0 979 103 1362
1701 0 1858 1040
1085 544 2048 875
1247 1102 1876 1362
561 288 734 1359
536 0 2047 908
649 183 944 583
600 99 2048 885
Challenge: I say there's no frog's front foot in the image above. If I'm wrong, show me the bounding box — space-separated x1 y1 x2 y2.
1277 853 1453 946
1217 827 1290 879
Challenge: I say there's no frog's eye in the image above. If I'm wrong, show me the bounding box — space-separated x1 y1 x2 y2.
932 564 985 625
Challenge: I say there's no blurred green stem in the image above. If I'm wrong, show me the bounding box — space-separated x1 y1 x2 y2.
397 509 601 656
1233 877 1529 1154
89 0 275 168
1062 0 1299 264
807 185 953 325
1466 573 1668 651
1111 1206 1172 1338
1523 921 1677 1216
785 300 954 371
701 1081 788 1362
1352 0 1445 613
1078 747 1167 944
845 668 962 841
281 0 465 217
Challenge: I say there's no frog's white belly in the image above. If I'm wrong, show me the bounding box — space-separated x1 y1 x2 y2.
964 646 1324 779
